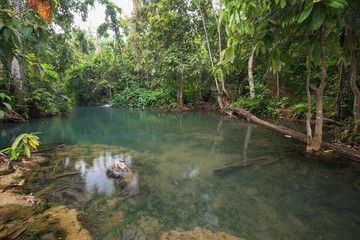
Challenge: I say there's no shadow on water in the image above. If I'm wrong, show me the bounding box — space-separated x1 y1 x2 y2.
2 107 360 239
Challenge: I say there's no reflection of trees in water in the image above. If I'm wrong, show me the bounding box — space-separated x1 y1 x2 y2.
243 126 252 161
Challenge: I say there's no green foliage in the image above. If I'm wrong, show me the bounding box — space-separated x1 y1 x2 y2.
0 1 53 67
2 132 40 160
111 87 173 108
0 91 13 119
290 103 310 119
232 97 278 116
65 63 96 105
25 88 66 115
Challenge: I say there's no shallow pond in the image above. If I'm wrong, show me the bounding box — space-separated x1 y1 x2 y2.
1 107 360 239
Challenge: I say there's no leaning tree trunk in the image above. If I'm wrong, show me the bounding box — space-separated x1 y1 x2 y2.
311 24 328 151
305 28 313 152
248 51 256 99
347 28 360 144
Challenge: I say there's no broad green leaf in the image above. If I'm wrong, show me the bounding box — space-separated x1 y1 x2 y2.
0 23 4 31
334 0 348 5
12 20 22 28
11 134 26 149
2 102 12 111
22 26 33 39
25 11 34 20
3 27 12 41
298 2 314 23
24 144 30 158
280 0 286 8
324 0 345 8
229 47 235 63
0 110 4 119
11 149 16 159
311 4 326 30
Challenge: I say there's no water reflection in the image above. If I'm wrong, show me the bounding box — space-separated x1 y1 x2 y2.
126 173 139 197
243 126 252 161
74 152 134 196
183 166 199 179
201 193 219 228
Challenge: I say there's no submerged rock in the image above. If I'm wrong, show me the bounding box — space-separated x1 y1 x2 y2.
0 169 23 188
0 204 37 239
0 159 12 175
160 227 245 240
42 206 92 240
29 155 48 164
0 192 40 206
0 204 93 240
108 161 133 180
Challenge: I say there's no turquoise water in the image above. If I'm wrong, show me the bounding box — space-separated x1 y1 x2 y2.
1 107 360 239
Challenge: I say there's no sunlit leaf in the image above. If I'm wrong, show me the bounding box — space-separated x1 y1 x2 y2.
28 140 37 149
11 134 26 150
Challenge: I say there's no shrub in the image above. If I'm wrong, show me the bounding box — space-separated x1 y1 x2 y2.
111 87 173 108
232 97 278 116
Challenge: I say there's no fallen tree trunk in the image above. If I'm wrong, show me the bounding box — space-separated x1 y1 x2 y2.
225 107 360 163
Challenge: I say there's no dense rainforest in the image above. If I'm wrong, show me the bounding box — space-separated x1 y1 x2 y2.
1 0 359 153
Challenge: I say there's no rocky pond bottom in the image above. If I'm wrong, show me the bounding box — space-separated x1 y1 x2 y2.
1 141 360 240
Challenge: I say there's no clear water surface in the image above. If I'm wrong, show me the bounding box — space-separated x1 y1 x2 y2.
1 107 360 239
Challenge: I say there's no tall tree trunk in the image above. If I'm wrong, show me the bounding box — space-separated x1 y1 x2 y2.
8 0 26 99
311 24 328 151
197 0 220 93
248 51 256 99
177 67 184 107
335 59 353 120
305 28 313 152
210 0 228 95
347 28 360 144
276 70 280 100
